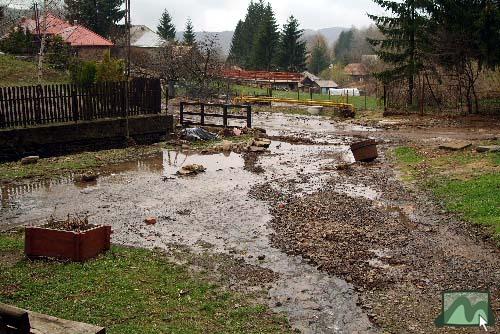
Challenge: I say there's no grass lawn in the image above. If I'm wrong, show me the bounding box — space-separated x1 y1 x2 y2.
0 55 69 87
392 144 500 240
232 84 382 111
0 232 290 334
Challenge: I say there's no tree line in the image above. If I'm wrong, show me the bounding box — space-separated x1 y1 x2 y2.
228 0 307 72
369 0 500 112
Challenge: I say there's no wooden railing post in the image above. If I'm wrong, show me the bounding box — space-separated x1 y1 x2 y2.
223 105 228 128
180 102 184 126
246 105 252 128
200 103 205 126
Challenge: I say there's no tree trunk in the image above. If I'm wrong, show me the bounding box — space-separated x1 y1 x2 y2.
408 75 414 106
168 80 175 98
472 85 480 114
37 0 48 84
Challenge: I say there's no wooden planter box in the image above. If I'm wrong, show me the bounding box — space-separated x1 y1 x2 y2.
350 139 378 162
25 225 111 262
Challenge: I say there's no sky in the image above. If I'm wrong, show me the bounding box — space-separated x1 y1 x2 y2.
132 0 385 32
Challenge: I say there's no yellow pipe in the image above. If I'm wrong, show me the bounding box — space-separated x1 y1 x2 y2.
235 96 355 111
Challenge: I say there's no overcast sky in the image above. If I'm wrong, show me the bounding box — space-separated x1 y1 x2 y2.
132 0 385 32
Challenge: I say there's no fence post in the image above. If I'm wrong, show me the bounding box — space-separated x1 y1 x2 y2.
200 103 205 126
365 92 367 111
35 85 42 124
223 105 228 128
346 90 349 104
246 105 252 128
180 102 184 126
72 87 79 122
309 88 313 100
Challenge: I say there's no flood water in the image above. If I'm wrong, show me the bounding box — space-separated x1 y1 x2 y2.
0 113 380 333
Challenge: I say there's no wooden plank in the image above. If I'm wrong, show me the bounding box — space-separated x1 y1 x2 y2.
5 87 12 127
29 310 105 334
0 88 6 128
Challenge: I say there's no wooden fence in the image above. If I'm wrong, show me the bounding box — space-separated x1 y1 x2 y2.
0 78 161 129
180 102 252 128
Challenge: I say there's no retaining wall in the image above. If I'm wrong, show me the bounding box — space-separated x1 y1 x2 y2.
0 114 174 162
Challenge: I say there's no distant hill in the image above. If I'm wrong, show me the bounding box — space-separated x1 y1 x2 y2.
175 31 234 56
176 27 348 57
303 27 348 47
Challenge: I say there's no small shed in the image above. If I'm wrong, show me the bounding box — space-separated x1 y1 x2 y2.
314 80 339 94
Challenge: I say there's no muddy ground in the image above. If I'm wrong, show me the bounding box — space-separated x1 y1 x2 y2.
1 112 499 333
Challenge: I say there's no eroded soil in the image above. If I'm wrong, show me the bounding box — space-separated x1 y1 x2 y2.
1 112 499 333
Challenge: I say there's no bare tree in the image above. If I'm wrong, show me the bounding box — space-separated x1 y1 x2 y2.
132 34 226 101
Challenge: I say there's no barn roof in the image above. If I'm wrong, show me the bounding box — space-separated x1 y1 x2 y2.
315 80 338 88
19 14 113 47
130 25 165 48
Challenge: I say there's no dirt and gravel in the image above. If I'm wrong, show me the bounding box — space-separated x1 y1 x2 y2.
1 112 499 333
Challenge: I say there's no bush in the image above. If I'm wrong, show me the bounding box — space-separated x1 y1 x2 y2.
46 36 72 70
96 51 125 83
0 26 35 55
70 59 97 85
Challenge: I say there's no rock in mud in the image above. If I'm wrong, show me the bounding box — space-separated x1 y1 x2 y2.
476 145 500 153
144 217 157 225
249 146 267 153
438 141 472 151
253 138 272 148
177 164 206 176
74 172 99 183
21 156 39 165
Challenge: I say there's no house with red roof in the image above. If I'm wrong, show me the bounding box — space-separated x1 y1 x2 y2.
18 13 114 60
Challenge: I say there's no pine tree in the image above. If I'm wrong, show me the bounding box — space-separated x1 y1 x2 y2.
308 34 330 74
368 0 432 105
183 18 196 45
277 16 307 72
65 0 125 37
333 29 354 64
251 3 279 70
157 9 176 41
228 20 245 65
227 0 266 68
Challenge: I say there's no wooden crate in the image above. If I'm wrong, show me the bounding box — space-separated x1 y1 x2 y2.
25 225 111 262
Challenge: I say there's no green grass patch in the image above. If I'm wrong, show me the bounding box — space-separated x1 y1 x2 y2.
432 174 500 236
0 234 290 334
393 147 424 164
392 145 500 240
0 55 69 87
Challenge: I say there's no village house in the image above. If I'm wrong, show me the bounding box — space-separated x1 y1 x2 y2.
111 25 166 59
344 63 369 82
19 13 113 60
300 71 338 94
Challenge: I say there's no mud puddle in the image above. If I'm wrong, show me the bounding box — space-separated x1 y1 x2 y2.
0 113 381 333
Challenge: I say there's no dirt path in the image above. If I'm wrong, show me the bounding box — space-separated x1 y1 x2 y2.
1 112 499 333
